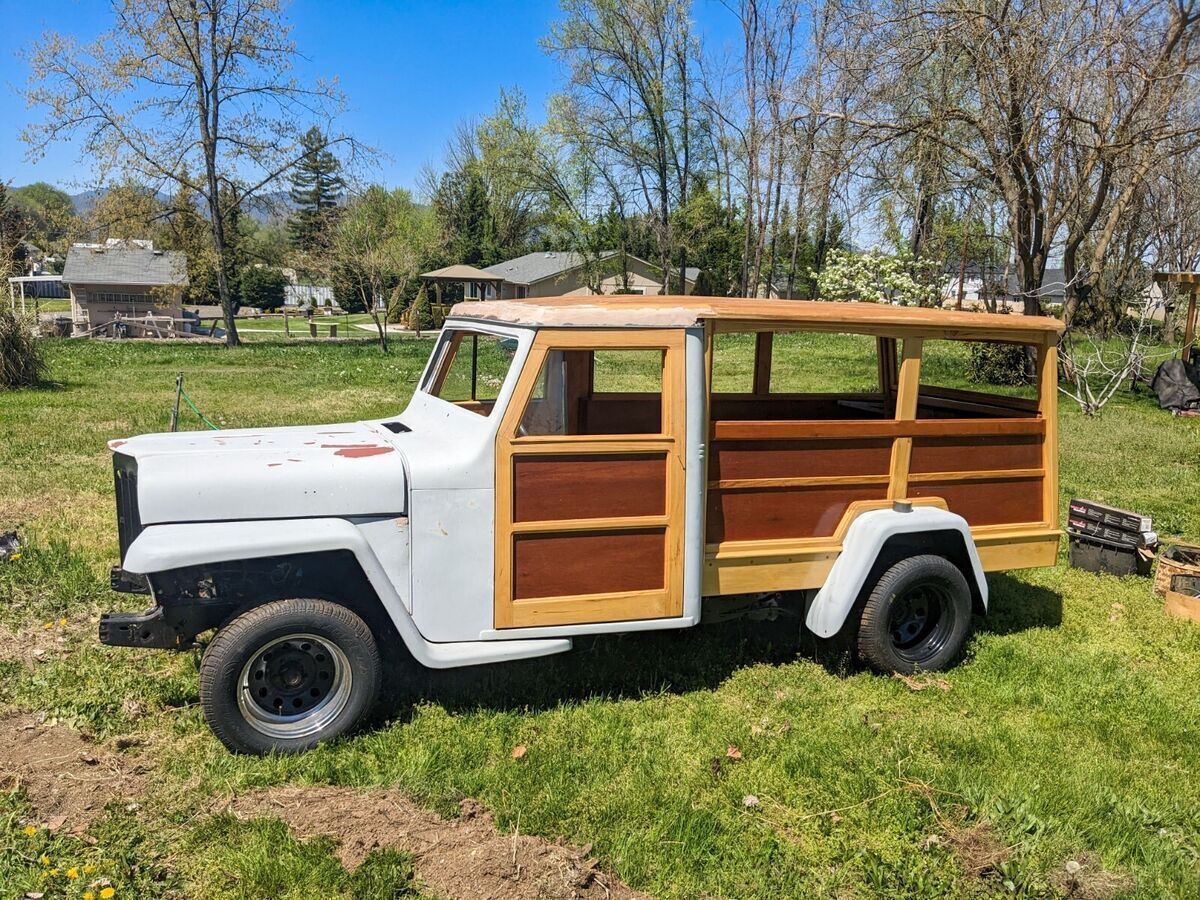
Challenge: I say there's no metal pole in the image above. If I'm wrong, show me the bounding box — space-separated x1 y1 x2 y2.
170 373 183 432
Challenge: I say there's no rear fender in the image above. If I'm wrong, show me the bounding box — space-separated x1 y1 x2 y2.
122 519 570 668
805 506 987 639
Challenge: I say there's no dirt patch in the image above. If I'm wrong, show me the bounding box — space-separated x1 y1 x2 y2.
1049 853 1136 900
917 791 1011 880
0 621 73 670
0 713 153 835
225 786 649 900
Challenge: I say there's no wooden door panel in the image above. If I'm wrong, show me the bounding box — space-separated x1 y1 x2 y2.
513 453 666 522
495 330 687 629
513 529 666 599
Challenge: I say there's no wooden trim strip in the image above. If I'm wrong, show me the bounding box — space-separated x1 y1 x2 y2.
709 467 1043 492
753 332 773 395
888 337 922 501
709 474 891 490
1038 343 1059 530
711 417 1046 441
512 515 670 534
508 437 676 454
907 467 1044 484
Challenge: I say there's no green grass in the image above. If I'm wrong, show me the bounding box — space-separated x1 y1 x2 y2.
2 335 1199 897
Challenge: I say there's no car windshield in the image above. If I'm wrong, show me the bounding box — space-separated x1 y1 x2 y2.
421 328 517 417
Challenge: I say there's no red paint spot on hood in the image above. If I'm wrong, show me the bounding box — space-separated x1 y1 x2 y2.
108 440 127 450
334 446 394 458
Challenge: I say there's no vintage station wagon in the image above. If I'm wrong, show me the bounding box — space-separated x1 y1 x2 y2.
102 297 1064 753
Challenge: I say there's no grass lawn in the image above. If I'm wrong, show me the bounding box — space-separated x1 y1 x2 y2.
1 334 1199 898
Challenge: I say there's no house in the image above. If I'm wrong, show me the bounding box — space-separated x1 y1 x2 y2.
469 250 699 300
61 239 187 332
942 264 1069 310
284 283 336 308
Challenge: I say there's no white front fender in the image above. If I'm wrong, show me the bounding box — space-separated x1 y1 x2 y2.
805 506 988 638
123 519 571 668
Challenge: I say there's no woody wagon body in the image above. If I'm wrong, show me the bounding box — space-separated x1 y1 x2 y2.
102 297 1063 753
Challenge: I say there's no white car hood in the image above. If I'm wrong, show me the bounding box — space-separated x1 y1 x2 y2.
110 421 408 524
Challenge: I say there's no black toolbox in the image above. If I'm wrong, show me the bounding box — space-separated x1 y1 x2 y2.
1066 498 1155 576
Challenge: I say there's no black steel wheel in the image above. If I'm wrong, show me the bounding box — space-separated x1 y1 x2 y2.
199 599 380 754
857 555 972 674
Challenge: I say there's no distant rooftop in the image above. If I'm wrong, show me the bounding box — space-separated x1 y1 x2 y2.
62 240 188 287
484 250 699 286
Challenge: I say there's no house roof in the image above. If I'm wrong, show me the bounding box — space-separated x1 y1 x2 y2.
484 250 698 286
62 244 188 287
420 264 505 282
449 296 1064 341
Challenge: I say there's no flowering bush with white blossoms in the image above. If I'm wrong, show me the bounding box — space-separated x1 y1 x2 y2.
812 249 945 307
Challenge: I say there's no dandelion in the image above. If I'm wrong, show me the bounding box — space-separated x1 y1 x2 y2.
100 888 116 899
67 866 79 879
83 863 96 874
43 622 53 630
84 893 96 900
59 617 68 626
39 854 50 865
49 868 59 876
23 825 36 836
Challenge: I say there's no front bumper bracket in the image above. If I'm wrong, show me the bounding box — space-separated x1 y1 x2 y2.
99 606 192 650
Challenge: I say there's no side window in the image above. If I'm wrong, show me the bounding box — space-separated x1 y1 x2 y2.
518 347 665 436
770 331 880 394
918 340 1038 419
710 332 757 394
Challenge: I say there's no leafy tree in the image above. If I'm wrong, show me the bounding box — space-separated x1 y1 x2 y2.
0 185 31 278
329 186 433 351
431 167 496 267
85 181 167 244
288 126 345 253
26 0 358 346
11 182 77 258
240 265 287 310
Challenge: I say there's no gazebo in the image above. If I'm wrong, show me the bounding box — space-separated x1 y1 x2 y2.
1152 271 1200 361
419 264 505 308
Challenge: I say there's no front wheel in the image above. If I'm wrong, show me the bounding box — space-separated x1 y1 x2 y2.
856 555 972 674
199 598 381 754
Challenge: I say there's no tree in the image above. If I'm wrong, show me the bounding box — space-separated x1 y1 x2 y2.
25 0 359 346
239 265 287 310
11 183 78 259
431 167 496 267
329 187 432 351
288 126 345 253
0 184 31 279
544 0 700 293
85 181 168 244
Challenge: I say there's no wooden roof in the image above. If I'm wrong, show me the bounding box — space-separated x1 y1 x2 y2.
1153 271 1200 285
450 296 1064 341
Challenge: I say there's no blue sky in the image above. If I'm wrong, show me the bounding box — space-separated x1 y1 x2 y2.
1 0 740 194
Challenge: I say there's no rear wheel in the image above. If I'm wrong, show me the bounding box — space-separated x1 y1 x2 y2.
856 555 972 674
199 598 380 754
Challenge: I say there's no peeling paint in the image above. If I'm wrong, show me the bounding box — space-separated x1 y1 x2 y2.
333 446 394 458
108 440 127 450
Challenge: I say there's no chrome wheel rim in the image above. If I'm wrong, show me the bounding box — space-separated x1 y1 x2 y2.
237 633 352 739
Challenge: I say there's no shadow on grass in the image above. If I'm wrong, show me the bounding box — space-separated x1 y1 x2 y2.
376 574 1063 721
976 573 1063 636
377 612 828 720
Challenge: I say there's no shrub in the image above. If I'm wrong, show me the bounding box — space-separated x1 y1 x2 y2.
239 265 288 310
967 341 1029 386
0 307 47 389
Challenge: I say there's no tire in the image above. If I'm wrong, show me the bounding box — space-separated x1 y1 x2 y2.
199 598 381 754
856 554 972 674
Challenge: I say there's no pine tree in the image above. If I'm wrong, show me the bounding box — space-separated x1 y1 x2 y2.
288 126 345 252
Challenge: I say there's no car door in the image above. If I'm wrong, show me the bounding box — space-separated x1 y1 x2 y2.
494 328 687 629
